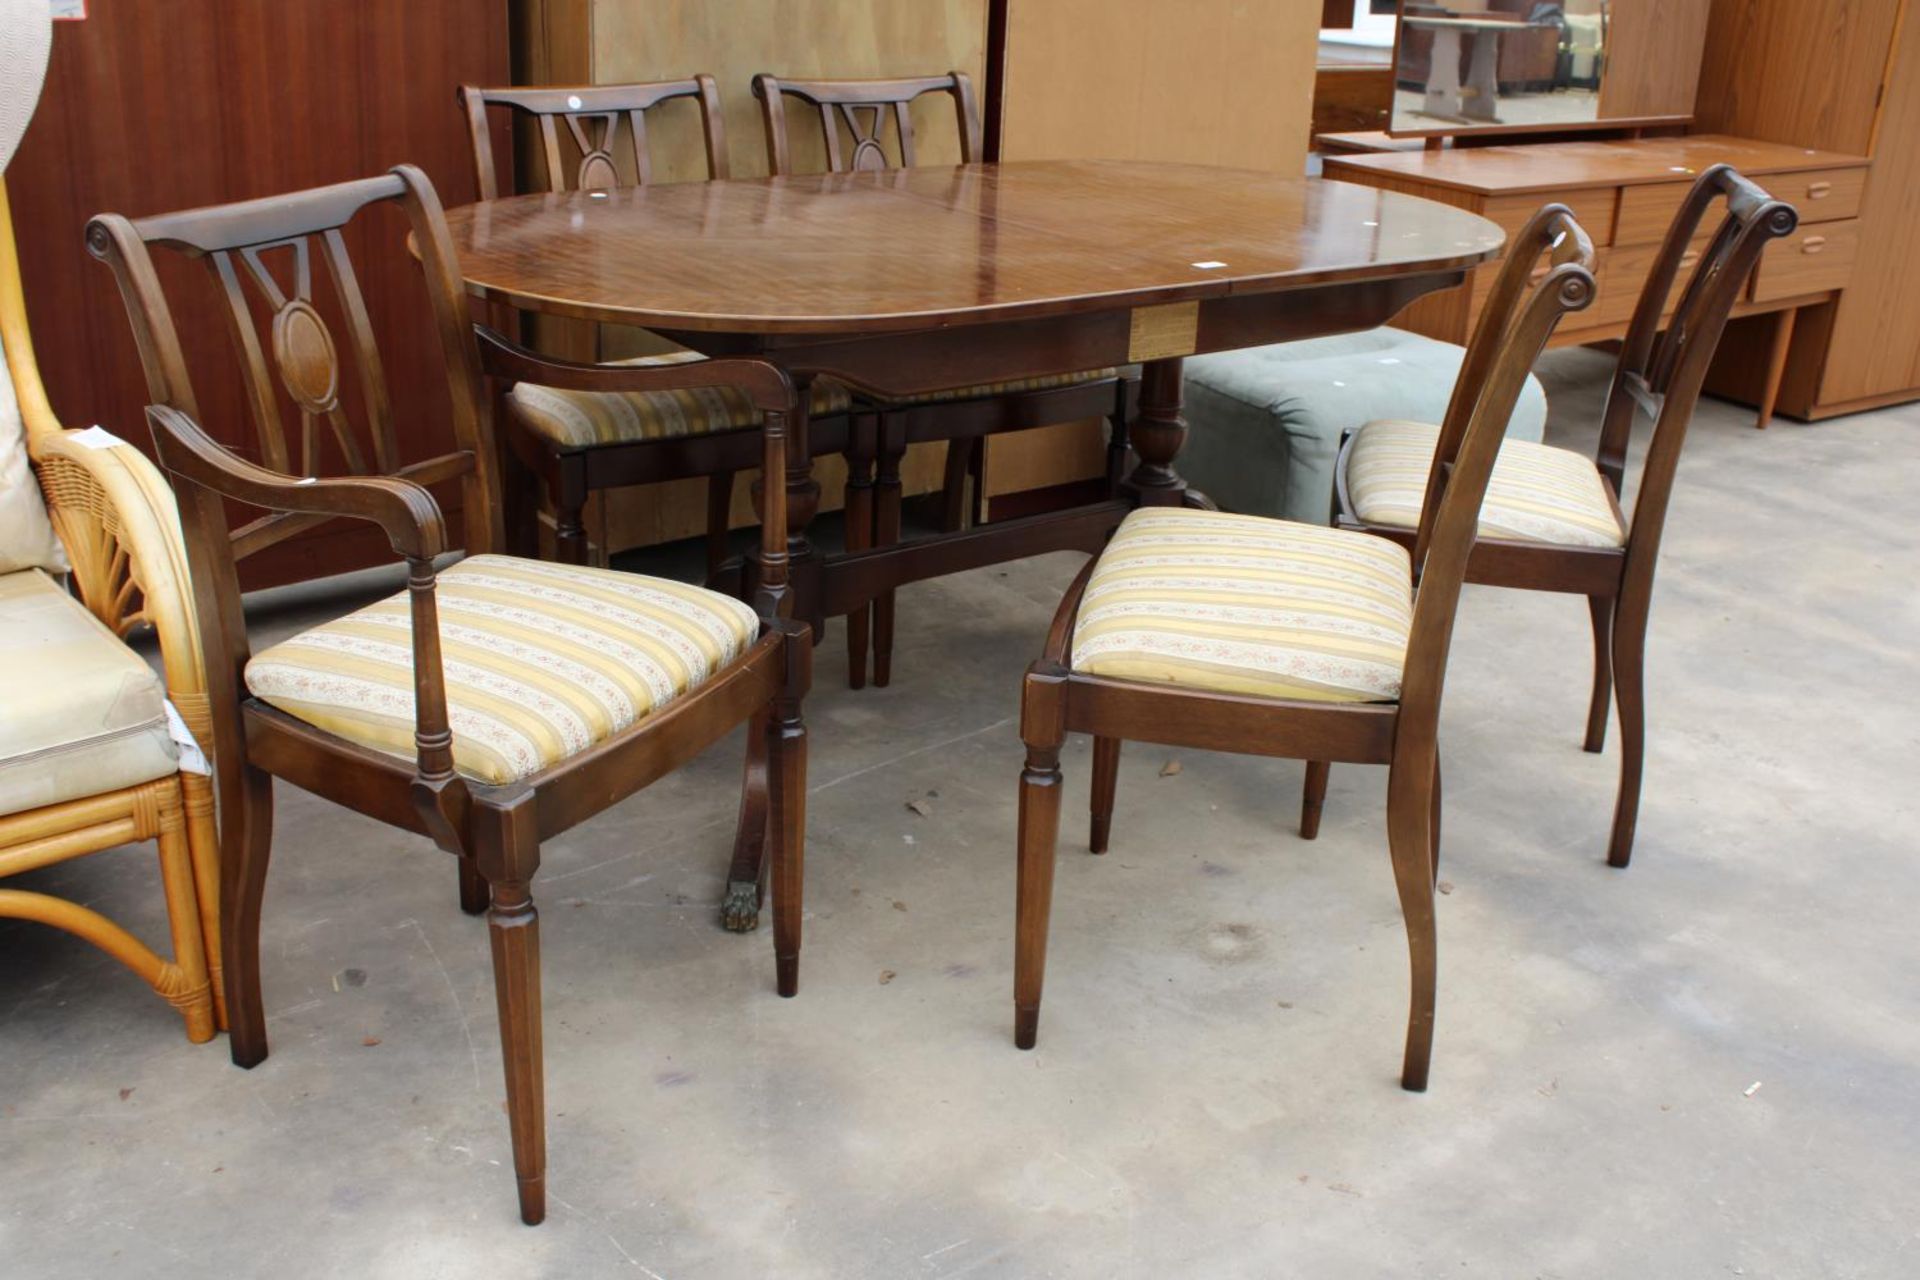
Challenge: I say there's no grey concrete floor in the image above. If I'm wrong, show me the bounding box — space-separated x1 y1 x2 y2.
3 349 1917 1278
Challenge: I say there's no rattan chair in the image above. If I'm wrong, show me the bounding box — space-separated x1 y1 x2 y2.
0 177 220 1042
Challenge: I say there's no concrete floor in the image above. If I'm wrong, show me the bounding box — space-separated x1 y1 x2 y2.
3 349 1917 1278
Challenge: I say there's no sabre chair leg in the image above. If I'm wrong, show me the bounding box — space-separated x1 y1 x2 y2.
722 708 773 932
1385 756 1438 1092
552 459 590 567
873 417 906 688
224 761 275 1069
1089 735 1121 854
1300 760 1331 840
940 438 974 532
1608 586 1651 869
842 416 877 690
705 472 735 581
476 794 546 1227
1584 594 1615 753
1014 674 1067 1050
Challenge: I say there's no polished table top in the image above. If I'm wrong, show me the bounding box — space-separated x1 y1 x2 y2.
443 160 1506 335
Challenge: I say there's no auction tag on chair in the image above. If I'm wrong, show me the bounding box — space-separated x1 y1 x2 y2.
1127 301 1199 362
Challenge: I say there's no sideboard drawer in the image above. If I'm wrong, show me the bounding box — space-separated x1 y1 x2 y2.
1751 219 1859 302
1766 166 1868 225
1481 187 1618 246
1592 236 1718 328
1614 165 1866 247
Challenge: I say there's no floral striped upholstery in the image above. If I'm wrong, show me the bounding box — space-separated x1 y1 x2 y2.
866 367 1117 406
246 555 761 784
508 350 853 449
1071 508 1412 703
1346 419 1626 549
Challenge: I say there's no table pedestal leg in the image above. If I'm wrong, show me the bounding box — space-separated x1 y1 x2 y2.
1121 358 1215 511
724 376 820 931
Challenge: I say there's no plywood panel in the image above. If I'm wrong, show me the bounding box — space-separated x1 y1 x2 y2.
1693 0 1900 154
586 0 990 181
7 1 510 589
1597 0 1712 120
998 0 1318 172
1815 0 1920 402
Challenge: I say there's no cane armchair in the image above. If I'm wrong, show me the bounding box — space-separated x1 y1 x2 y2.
459 80 858 578
0 179 219 1043
88 165 810 1225
1322 166 1798 867
753 71 1139 689
1014 205 1597 1090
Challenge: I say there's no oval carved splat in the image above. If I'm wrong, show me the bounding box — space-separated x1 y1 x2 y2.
270 298 341 414
577 150 619 190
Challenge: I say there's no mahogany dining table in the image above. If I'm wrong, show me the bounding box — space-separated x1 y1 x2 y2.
442 159 1507 929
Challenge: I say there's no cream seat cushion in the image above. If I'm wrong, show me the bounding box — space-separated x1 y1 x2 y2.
508 350 853 450
1346 419 1626 549
1 343 68 574
245 555 760 785
1071 508 1412 703
0 569 178 816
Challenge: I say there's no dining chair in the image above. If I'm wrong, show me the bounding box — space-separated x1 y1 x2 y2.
752 71 1138 690
1319 166 1798 868
459 80 858 576
0 179 218 1044
1012 204 1598 1091
87 164 811 1225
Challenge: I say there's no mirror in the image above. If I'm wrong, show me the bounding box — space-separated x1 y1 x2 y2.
1387 1 1707 137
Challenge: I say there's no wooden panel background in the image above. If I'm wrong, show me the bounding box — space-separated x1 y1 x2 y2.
1596 0 1712 120
515 0 989 553
8 1 510 589
1694 0 1919 415
985 0 1321 502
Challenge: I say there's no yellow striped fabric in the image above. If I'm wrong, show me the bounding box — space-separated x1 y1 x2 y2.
1071 508 1413 703
868 367 1117 406
509 350 853 449
1346 419 1626 549
245 555 760 784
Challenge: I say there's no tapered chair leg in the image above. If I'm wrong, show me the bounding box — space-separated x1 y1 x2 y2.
1014 694 1066 1050
1089 735 1121 853
476 796 545 1227
721 708 772 933
457 857 488 916
1385 757 1438 1092
552 460 590 567
705 472 735 581
1300 760 1330 839
1608 588 1650 869
1584 594 1615 753
224 761 275 1069
767 696 807 998
873 419 905 687
842 418 877 689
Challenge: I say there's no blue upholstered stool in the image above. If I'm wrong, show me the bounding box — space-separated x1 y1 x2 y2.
1178 328 1549 525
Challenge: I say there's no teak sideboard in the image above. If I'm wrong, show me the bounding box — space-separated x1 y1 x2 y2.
1324 134 1869 427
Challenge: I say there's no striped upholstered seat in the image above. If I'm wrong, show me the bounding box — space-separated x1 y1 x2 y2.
508 350 853 449
865 366 1117 406
246 555 760 784
1070 508 1412 704
1345 419 1626 549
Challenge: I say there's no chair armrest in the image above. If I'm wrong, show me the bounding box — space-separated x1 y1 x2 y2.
28 425 209 728
146 403 447 561
473 324 794 412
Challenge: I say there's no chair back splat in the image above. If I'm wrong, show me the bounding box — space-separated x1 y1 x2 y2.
1399 205 1598 744
459 77 729 199
752 73 981 176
